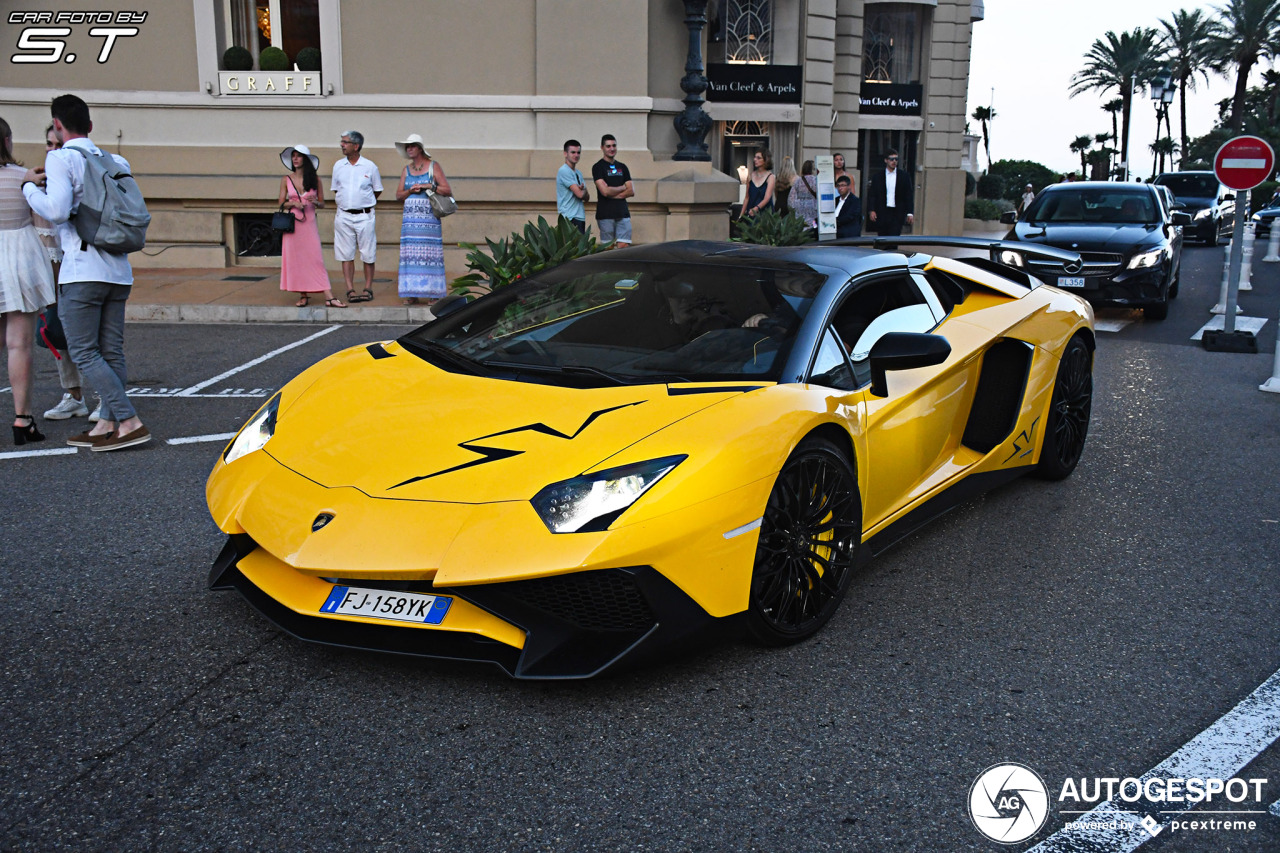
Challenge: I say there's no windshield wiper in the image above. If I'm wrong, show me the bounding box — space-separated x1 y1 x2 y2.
400 338 487 375
483 360 633 385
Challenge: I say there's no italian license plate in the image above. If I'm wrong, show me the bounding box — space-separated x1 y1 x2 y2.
1057 276 1086 289
319 585 452 625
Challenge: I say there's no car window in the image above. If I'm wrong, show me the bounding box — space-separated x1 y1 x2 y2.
1026 189 1156 224
810 328 857 391
1154 174 1218 198
850 305 937 361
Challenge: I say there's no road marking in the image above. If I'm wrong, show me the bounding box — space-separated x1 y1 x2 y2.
1028 666 1280 851
0 447 78 460
1191 315 1268 341
129 388 272 398
1094 319 1132 333
167 433 237 445
176 325 341 397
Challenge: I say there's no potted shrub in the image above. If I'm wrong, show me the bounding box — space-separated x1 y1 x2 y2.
295 47 321 71
258 46 290 71
221 45 253 71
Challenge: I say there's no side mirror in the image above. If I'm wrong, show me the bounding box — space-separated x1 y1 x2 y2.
999 210 1018 225
868 332 951 397
1172 211 1193 227
431 293 469 318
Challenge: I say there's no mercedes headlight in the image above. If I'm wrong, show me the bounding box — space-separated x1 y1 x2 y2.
531 455 686 533
224 394 280 464
1252 212 1263 222
1193 207 1212 220
998 250 1024 268
1127 247 1166 270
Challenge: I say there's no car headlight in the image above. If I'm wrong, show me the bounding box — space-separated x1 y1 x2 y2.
1193 208 1212 220
223 393 280 464
1252 213 1262 222
997 250 1024 268
531 455 686 533
1127 247 1167 270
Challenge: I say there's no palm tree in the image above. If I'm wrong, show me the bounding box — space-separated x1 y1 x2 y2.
1159 9 1216 167
1150 137 1178 176
1070 135 1093 178
1071 30 1165 180
1102 99 1123 177
1208 0 1280 133
972 106 996 171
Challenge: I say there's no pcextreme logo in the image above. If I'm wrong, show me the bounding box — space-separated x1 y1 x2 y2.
968 763 1050 844
8 10 147 65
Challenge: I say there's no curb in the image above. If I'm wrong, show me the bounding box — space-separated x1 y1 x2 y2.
125 303 438 324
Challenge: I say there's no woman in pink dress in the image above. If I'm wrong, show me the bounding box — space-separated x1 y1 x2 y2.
277 145 344 308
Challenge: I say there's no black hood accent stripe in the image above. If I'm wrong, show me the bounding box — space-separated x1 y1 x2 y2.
366 343 394 359
667 385 765 396
388 401 644 490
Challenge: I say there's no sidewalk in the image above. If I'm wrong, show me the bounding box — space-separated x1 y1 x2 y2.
124 267 440 324
121 228 1013 324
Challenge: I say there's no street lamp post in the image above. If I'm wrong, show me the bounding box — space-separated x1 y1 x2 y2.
673 0 713 162
1150 70 1176 176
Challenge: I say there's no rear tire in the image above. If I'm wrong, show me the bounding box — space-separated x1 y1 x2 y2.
1035 336 1092 481
746 437 862 645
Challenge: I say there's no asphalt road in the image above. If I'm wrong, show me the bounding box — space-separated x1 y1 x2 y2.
2 243 1279 852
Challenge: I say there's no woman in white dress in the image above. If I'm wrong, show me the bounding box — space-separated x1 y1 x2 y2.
0 116 57 444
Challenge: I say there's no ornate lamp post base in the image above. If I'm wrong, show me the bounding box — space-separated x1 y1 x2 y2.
673 0 712 162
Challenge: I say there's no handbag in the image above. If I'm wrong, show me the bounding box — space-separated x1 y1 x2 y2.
37 301 68 353
272 177 305 232
424 162 457 217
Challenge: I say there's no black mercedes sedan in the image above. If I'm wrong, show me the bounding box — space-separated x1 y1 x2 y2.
1000 182 1187 320
1153 171 1235 245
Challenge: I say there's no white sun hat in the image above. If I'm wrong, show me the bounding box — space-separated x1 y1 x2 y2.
280 144 319 171
395 134 431 159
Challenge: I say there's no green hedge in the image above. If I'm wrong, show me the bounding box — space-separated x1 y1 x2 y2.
965 199 1005 221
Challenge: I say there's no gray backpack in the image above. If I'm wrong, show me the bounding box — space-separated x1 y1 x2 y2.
70 146 151 253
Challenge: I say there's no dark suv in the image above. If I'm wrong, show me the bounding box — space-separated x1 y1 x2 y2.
1000 182 1186 320
1152 171 1235 245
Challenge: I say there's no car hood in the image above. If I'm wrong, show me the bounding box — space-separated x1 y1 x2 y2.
264 342 747 503
1014 222 1162 253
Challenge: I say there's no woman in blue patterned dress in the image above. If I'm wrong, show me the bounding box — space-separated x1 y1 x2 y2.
395 133 451 305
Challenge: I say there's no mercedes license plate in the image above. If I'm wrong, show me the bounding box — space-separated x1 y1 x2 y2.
320 585 452 625
1057 276 1086 289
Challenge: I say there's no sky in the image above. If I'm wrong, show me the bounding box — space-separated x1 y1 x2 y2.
965 0 1255 176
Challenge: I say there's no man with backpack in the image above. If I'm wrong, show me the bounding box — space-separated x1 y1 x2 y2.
22 94 151 451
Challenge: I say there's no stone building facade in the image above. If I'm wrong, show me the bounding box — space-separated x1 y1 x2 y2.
0 1 982 271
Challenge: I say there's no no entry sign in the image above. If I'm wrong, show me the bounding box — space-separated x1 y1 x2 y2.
1214 136 1275 191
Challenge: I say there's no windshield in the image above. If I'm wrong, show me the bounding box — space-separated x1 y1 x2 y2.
1154 174 1218 199
399 260 824 384
1024 189 1157 224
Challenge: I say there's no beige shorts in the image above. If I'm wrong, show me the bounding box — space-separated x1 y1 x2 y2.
334 210 377 263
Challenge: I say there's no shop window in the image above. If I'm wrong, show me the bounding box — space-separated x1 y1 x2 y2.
709 0 773 64
862 4 924 85
221 0 321 69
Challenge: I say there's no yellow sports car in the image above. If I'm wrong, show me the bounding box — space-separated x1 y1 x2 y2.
207 239 1093 679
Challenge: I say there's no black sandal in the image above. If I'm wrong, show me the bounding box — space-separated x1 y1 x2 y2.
346 290 358 303
295 295 310 307
354 288 374 303
13 414 45 446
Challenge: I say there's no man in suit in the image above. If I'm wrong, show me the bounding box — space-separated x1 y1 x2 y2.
866 148 914 236
834 175 861 239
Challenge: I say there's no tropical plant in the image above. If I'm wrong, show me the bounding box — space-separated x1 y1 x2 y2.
1070 29 1165 179
1086 147 1112 180
978 160 1060 203
221 45 253 71
451 215 609 298
1158 9 1216 168
972 106 996 171
1069 135 1093 178
1207 0 1280 133
732 208 817 246
258 46 290 71
1102 98 1123 177
964 199 1005 221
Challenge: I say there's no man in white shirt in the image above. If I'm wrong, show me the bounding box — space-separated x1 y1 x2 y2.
22 94 149 451
866 148 914 236
331 130 383 302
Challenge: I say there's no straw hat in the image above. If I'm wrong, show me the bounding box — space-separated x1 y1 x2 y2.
395 134 431 159
280 145 319 171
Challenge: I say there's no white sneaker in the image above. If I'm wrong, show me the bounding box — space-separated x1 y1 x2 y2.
88 400 102 423
44 393 90 420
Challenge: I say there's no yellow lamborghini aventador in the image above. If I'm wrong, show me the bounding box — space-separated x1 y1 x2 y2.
207 238 1094 679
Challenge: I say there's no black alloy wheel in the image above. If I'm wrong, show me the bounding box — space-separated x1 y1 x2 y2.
747 437 862 645
1035 335 1092 481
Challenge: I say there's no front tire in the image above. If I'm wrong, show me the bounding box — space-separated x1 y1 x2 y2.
746 437 862 645
1145 299 1169 320
1035 336 1092 480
